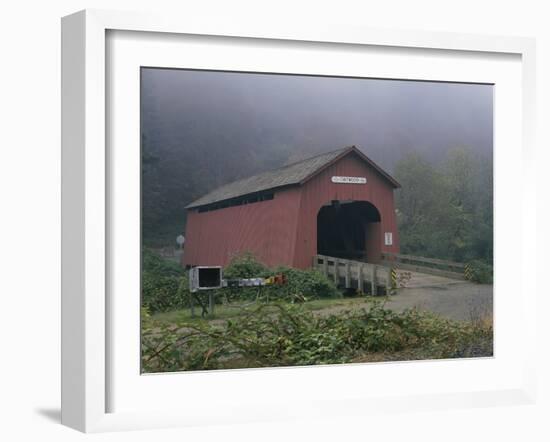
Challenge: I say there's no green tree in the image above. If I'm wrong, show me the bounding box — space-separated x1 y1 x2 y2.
394 148 492 264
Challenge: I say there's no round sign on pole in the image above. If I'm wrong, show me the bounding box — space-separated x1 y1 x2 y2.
176 234 185 248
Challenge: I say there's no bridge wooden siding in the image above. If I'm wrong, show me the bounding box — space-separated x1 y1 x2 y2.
313 254 394 295
380 252 466 280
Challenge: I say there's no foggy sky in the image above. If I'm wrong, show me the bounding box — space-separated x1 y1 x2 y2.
141 68 493 176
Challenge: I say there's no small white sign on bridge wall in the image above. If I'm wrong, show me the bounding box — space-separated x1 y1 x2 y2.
385 232 393 246
331 176 367 184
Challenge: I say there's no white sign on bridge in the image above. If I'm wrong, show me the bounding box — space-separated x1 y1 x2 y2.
331 176 367 184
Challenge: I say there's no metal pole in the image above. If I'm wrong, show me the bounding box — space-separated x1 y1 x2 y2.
358 264 364 294
209 292 214 316
345 261 351 288
371 265 377 296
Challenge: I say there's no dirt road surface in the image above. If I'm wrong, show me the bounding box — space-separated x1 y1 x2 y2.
319 269 493 321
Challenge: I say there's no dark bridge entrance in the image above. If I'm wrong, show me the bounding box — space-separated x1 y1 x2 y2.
317 200 382 263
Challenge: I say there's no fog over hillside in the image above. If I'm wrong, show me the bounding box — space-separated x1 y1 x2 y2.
141 68 493 245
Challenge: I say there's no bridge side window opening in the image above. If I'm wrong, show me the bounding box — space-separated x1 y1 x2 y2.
197 191 274 213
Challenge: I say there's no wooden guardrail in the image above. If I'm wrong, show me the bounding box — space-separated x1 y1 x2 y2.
313 254 395 295
380 252 466 280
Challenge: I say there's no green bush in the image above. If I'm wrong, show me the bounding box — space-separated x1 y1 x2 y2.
142 249 189 313
223 251 268 279
466 259 493 284
142 272 189 313
222 253 340 302
141 299 493 372
272 266 341 300
142 248 183 277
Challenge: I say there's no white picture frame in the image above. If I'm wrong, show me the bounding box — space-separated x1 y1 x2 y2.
61 9 537 433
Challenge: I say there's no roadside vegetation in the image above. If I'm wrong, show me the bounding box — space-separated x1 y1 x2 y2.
141 250 493 373
142 249 188 313
141 250 341 314
142 299 492 373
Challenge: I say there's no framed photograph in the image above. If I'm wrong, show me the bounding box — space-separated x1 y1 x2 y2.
61 9 537 432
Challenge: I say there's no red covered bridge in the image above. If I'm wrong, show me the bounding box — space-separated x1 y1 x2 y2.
183 146 400 270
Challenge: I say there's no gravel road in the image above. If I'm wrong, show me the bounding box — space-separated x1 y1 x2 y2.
388 282 493 321
315 282 493 322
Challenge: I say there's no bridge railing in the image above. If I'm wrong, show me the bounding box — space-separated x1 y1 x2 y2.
380 252 466 280
313 254 395 295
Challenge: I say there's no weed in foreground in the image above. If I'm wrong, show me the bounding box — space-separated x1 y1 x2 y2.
141 299 493 373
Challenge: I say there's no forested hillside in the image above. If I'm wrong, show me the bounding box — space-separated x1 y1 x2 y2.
394 147 493 264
